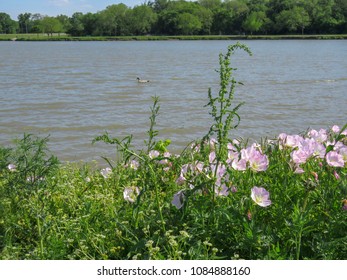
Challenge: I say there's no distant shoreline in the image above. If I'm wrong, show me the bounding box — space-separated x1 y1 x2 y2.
1 34 347 41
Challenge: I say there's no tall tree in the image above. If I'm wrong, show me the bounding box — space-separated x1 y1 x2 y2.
94 4 129 36
304 0 342 33
56 14 70 34
0 12 17 34
242 11 267 34
275 6 310 34
18 13 32 33
40 16 63 36
177 12 202 35
67 12 85 36
128 5 157 35
223 0 250 34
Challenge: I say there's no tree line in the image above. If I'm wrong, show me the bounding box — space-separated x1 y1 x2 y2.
1 0 347 36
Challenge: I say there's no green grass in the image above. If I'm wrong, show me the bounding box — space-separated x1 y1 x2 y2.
0 43 346 260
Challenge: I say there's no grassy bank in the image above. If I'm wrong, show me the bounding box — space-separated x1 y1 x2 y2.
1 33 347 41
0 43 346 260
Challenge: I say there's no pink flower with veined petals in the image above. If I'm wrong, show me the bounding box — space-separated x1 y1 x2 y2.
251 186 272 207
337 146 347 162
148 150 160 159
248 150 269 172
209 151 216 164
291 148 310 164
240 144 268 172
172 190 185 209
285 134 304 148
231 158 247 171
308 128 327 143
326 151 344 167
331 125 340 133
215 184 230 196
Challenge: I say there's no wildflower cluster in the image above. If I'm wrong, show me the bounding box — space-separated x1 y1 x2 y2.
278 125 347 173
172 138 270 209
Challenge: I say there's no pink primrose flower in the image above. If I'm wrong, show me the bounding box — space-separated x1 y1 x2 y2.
123 186 140 203
216 163 227 179
172 190 185 209
251 186 272 207
209 151 216 164
209 138 217 150
227 142 237 151
148 150 160 159
130 160 140 170
231 158 247 171
308 128 328 143
294 165 305 174
331 125 340 133
285 134 304 148
100 167 112 179
226 149 239 164
7 164 17 172
215 184 230 196
248 150 269 172
337 146 347 162
193 161 204 173
291 138 322 164
311 141 326 159
326 151 344 167
277 133 288 150
176 174 186 185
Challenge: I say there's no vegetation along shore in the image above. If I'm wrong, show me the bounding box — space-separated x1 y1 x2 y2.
1 43 346 260
1 34 347 41
1 0 347 38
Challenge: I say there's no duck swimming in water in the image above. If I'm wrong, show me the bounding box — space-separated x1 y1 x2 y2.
137 77 150 83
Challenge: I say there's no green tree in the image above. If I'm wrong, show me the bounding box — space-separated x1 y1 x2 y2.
223 0 250 34
67 12 84 36
0 12 17 34
80 13 97 35
156 0 212 35
18 13 31 33
177 12 202 35
56 14 70 34
211 6 231 34
30 13 44 33
335 0 347 32
40 16 63 36
94 4 129 36
275 6 310 34
128 5 157 35
150 0 170 12
242 11 267 34
198 0 222 10
304 0 343 33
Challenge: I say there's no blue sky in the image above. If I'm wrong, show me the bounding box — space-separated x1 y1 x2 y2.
2 0 145 20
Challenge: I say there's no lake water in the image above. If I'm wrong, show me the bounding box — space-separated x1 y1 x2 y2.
0 40 346 163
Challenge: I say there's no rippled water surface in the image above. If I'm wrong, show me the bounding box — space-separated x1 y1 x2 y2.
1 40 346 162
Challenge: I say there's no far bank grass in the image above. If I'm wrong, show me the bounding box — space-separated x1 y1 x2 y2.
1 33 347 41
